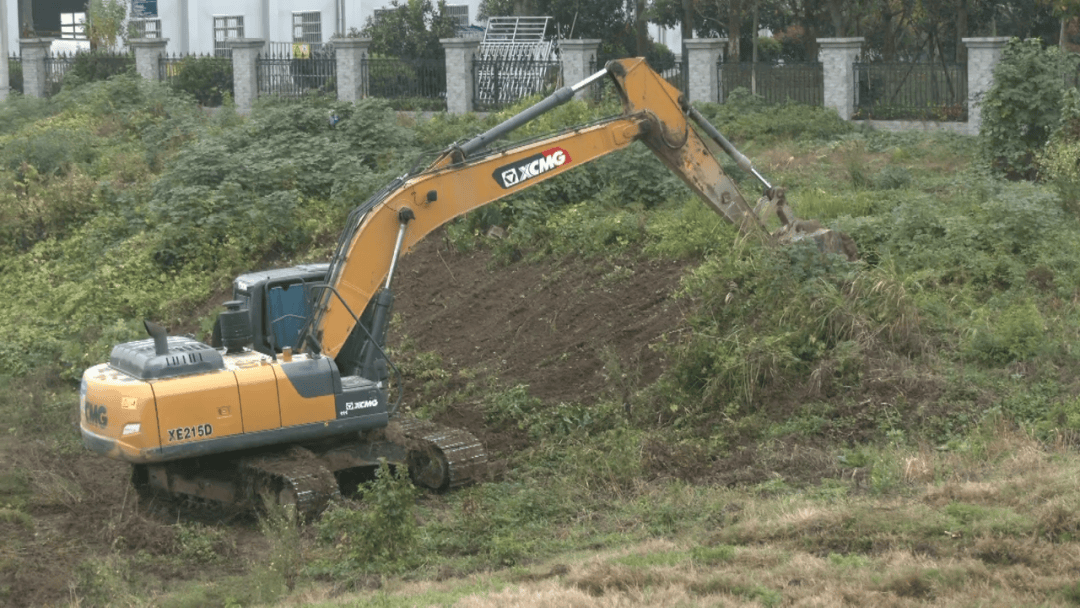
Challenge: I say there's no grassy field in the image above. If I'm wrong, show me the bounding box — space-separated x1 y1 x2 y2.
3 75 1080 606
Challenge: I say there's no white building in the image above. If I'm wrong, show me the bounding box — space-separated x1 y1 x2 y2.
2 0 482 56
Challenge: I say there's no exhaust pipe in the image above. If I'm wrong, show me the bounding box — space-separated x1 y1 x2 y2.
144 320 170 356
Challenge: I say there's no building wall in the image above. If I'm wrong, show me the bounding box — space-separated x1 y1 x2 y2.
0 0 488 57
3 1 15 57
155 0 483 55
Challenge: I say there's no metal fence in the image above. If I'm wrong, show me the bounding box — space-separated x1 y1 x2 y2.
719 61 823 105
473 54 560 111
257 48 336 98
8 54 22 93
854 62 967 121
266 41 328 57
364 56 446 111
38 52 134 96
44 53 75 96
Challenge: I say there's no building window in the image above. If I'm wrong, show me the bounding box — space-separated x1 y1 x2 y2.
132 0 158 18
60 12 87 39
445 5 469 28
129 19 162 39
293 11 322 45
214 15 245 57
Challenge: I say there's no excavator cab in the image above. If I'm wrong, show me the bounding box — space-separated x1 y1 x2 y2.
217 263 330 356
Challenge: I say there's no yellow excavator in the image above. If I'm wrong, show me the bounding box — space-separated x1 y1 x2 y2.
79 58 855 518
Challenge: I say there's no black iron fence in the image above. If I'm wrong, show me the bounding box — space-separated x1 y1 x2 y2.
44 53 75 96
161 53 233 106
37 52 134 96
473 54 560 111
854 62 967 121
258 48 336 98
719 61 823 105
364 56 446 111
8 54 22 93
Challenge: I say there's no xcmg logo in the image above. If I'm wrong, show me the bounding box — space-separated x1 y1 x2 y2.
84 402 108 428
493 147 571 189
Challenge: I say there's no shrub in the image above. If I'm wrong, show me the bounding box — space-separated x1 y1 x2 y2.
966 300 1048 365
167 55 234 107
694 97 854 146
317 459 419 570
980 38 1079 179
64 52 135 85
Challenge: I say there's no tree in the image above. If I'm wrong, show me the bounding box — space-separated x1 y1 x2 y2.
87 0 127 51
360 0 459 60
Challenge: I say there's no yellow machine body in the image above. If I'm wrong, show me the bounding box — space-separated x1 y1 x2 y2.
80 345 386 465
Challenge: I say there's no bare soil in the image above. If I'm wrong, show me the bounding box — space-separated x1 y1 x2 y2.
391 233 692 455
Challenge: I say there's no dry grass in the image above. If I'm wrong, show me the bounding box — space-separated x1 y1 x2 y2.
258 425 1080 607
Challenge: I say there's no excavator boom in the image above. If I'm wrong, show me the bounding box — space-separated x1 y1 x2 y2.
310 58 805 363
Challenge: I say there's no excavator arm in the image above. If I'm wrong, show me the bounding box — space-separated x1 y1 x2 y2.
307 57 839 367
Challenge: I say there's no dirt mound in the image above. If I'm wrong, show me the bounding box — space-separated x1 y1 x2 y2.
392 233 692 452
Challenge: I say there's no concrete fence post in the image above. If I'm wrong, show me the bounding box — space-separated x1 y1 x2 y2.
441 38 481 114
818 37 864 120
962 37 1010 136
19 38 52 98
229 38 265 113
333 37 371 102
559 39 600 99
685 38 726 104
130 38 170 81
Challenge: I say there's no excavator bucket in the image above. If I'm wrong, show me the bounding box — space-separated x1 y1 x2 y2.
753 188 859 261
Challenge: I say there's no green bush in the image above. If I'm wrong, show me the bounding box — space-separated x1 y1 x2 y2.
966 300 1048 365
167 55 234 106
64 52 135 86
980 38 1079 179
317 459 419 570
145 96 415 270
695 96 855 146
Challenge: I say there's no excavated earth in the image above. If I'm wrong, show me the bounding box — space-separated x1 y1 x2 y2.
392 233 693 455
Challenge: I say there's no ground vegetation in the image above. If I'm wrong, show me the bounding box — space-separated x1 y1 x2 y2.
3 63 1080 606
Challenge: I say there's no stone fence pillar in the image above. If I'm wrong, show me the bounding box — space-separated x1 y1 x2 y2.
333 37 371 102
130 38 169 81
559 39 600 99
962 37 1009 136
818 37 864 120
686 38 726 104
19 38 52 98
441 38 481 114
229 38 265 113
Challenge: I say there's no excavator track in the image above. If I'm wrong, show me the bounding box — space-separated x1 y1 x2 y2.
243 447 341 520
391 417 488 491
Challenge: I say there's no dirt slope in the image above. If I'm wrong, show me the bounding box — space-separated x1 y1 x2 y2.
391 233 692 445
